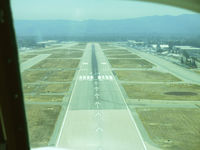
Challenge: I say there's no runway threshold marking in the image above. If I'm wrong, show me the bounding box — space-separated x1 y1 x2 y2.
79 75 114 81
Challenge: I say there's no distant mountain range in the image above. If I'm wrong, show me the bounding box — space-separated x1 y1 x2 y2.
14 14 200 37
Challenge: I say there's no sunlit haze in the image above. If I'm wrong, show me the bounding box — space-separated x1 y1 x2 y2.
11 0 195 20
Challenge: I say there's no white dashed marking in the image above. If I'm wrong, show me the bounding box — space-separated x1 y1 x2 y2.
87 76 90 80
98 75 101 80
83 76 86 80
90 76 93 80
79 76 83 80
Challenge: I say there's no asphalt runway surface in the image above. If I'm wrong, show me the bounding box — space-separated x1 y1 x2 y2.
56 43 148 150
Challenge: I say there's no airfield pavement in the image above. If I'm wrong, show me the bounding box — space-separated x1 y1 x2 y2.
19 42 200 150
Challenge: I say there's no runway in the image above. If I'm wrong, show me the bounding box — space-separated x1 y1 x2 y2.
56 43 147 150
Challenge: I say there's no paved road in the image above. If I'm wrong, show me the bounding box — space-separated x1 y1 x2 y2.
56 43 148 150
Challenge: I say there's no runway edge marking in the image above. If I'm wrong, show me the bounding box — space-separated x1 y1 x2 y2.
97 43 147 150
55 44 89 146
114 79 147 150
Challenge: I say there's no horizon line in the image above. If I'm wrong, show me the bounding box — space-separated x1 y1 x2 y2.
13 13 198 21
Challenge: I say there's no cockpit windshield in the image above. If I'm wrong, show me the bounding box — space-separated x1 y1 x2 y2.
11 0 200 149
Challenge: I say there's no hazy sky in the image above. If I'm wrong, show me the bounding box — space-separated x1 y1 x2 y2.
11 0 195 20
